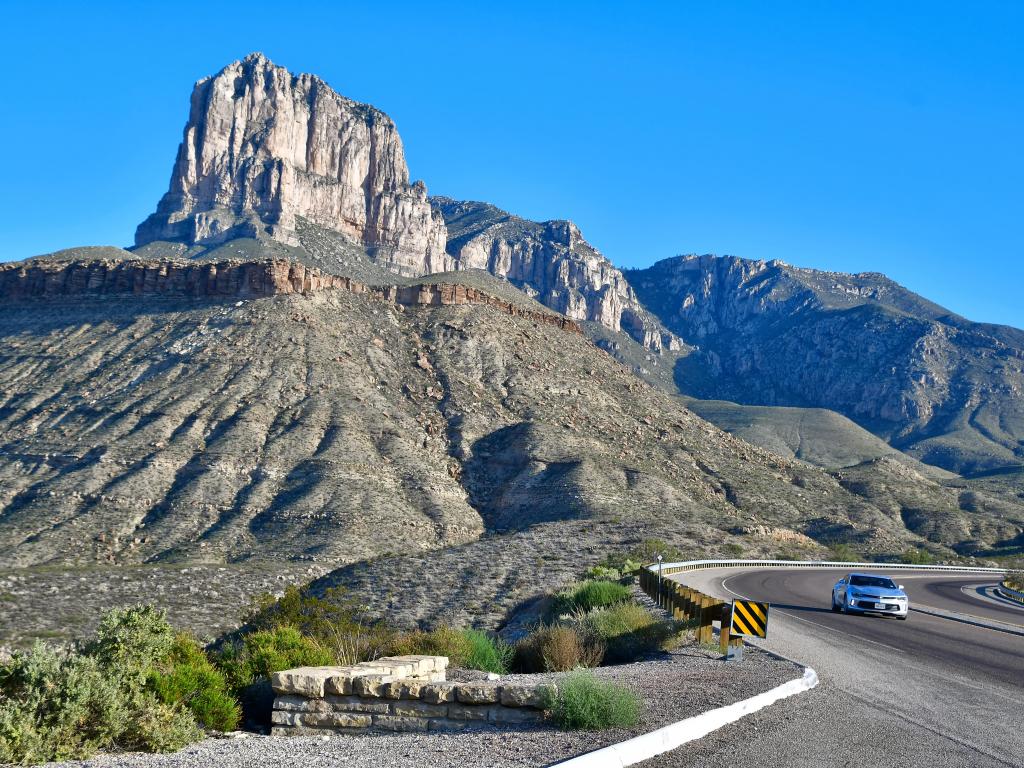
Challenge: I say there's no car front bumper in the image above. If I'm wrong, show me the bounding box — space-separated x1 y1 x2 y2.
850 598 908 616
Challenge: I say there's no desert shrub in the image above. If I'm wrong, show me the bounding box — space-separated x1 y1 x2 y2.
118 693 200 753
82 605 175 686
148 634 240 732
723 543 745 557
245 586 392 665
389 627 511 674
828 542 859 562
388 626 471 665
1005 571 1023 591
552 580 631 617
900 547 936 565
214 626 332 728
577 603 677 664
513 624 605 673
629 539 685 565
0 607 207 764
549 670 640 730
0 644 126 763
216 626 332 695
583 564 625 582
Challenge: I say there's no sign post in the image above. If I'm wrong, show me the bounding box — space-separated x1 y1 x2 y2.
656 554 663 609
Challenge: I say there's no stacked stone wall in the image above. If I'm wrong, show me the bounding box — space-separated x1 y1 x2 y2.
270 656 554 735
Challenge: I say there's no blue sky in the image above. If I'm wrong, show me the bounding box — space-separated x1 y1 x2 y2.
3 1 1022 327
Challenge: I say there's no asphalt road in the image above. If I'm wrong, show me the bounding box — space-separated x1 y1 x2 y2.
639 567 1024 768
905 573 1024 628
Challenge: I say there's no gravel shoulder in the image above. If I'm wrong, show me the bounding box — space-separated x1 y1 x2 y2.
40 644 802 768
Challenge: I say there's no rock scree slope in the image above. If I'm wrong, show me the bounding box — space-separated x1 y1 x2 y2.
2 252 1022 633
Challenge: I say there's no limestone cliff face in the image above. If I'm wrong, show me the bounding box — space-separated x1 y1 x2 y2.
133 54 677 350
0 257 582 334
135 53 450 275
432 197 679 352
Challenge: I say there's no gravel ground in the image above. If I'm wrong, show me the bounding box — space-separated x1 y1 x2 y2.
41 644 801 768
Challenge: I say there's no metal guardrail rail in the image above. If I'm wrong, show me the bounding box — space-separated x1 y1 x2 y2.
642 558 1006 577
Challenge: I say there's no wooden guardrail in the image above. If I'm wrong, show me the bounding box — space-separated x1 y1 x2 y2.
999 579 1024 605
638 564 742 655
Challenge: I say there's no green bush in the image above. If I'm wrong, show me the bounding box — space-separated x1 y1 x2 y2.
0 606 207 764
245 585 393 665
389 627 512 674
82 604 175 686
118 693 200 754
552 580 632 617
0 644 127 763
829 542 859 562
900 548 936 565
549 670 640 730
583 564 625 582
577 603 678 664
462 630 513 675
216 626 333 695
148 634 240 732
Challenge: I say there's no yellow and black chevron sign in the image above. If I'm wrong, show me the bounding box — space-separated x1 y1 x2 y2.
730 600 770 638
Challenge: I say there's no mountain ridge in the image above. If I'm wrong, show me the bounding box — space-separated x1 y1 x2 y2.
628 254 1024 475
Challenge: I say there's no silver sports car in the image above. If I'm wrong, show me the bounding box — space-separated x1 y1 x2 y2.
832 573 909 619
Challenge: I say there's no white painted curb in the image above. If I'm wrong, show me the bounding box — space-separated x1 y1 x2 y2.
549 667 819 768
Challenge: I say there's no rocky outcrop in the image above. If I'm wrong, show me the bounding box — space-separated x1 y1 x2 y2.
131 53 677 350
432 197 679 352
135 53 450 275
629 254 1024 474
0 258 583 334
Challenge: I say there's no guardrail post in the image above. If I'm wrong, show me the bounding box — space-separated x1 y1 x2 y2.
697 596 711 643
720 604 731 655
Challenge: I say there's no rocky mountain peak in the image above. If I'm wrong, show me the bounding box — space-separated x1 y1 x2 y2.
431 196 680 352
135 53 451 275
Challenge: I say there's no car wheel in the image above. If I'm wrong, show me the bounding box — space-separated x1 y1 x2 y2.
831 594 841 612
842 597 852 614
898 615 907 621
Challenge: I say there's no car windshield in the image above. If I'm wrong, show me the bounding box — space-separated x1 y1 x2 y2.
849 575 897 589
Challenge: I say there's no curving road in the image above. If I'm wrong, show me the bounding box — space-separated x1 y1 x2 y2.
641 567 1024 768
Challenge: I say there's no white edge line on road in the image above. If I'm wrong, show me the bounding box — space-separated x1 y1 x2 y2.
548 667 819 768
